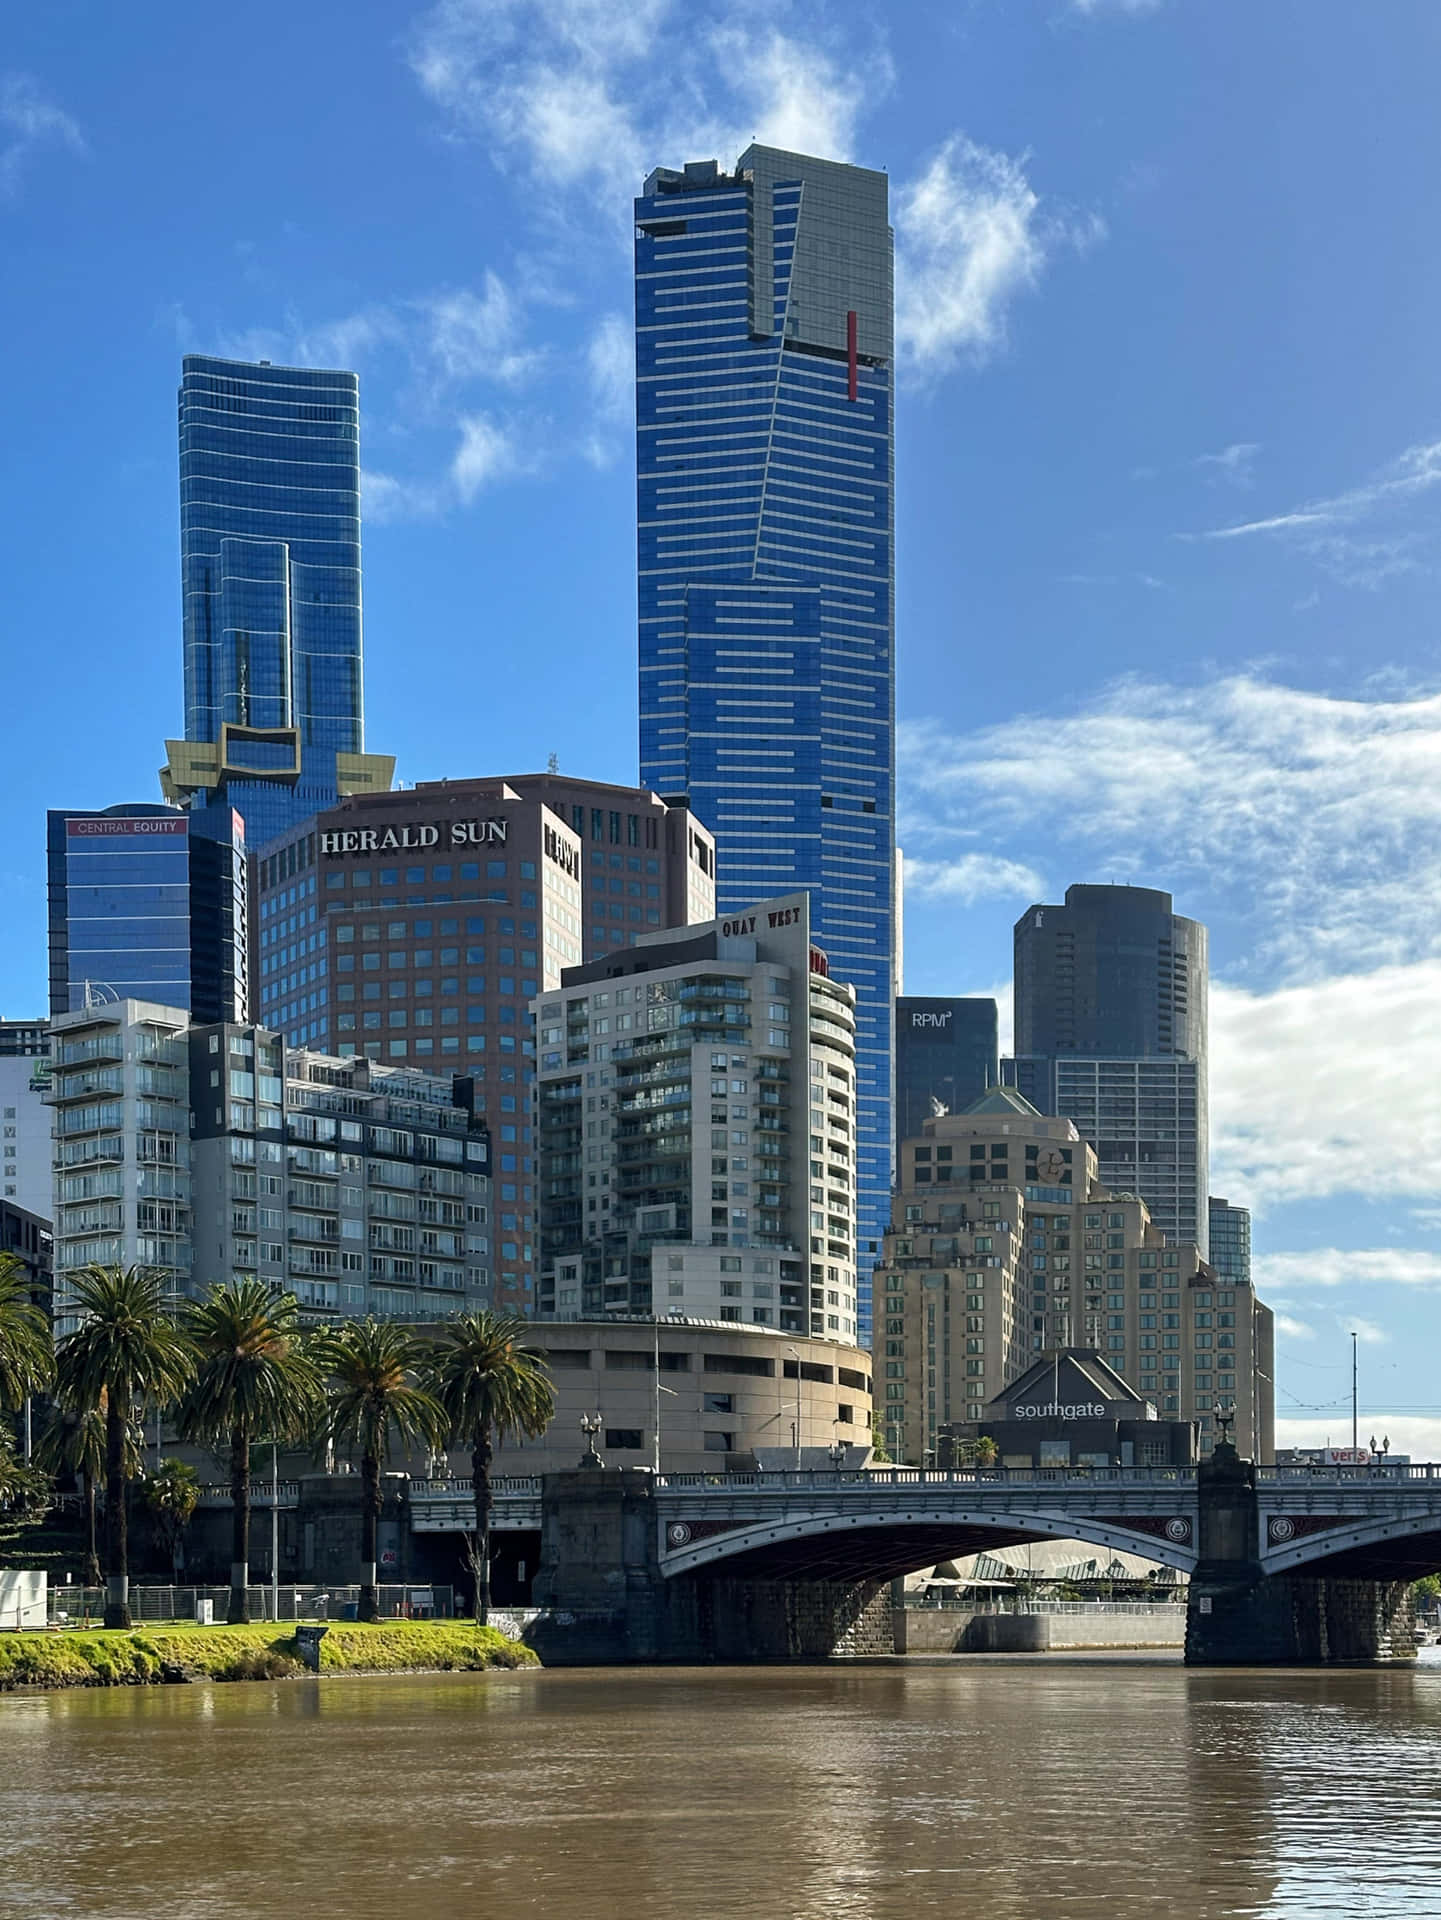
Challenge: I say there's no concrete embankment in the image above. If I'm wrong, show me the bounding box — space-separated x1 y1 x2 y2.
895 1608 1186 1653
0 1621 536 1691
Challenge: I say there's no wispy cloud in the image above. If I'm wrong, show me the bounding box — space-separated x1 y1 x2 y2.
1071 0 1163 14
901 673 1441 981
1194 441 1260 488
582 311 633 466
1272 1313 1315 1342
1192 437 1441 588
0 73 85 202
896 136 1102 372
451 413 522 501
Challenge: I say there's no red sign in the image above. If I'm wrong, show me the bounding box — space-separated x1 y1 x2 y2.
67 817 187 839
809 948 829 977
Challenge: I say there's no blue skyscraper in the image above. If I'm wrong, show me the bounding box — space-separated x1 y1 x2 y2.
634 146 897 1333
162 356 392 845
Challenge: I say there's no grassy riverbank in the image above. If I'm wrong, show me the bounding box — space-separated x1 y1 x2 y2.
0 1620 536 1691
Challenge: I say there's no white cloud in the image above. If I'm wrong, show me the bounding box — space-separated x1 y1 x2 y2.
451 413 519 500
587 312 631 421
361 468 445 524
1071 0 1163 14
0 73 84 201
1272 1313 1315 1342
709 27 874 162
417 277 543 388
1212 966 1441 1211
1254 1248 1441 1293
1194 441 1259 488
896 136 1082 371
901 674 1441 981
903 851 1043 906
1348 1317 1390 1346
1193 437 1441 588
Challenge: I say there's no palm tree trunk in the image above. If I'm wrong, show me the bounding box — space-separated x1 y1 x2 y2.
103 1397 129 1629
228 1424 250 1625
82 1470 101 1589
472 1424 493 1626
359 1449 380 1622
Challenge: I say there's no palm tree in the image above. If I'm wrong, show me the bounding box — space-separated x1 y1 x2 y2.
143 1458 200 1580
33 1392 136 1588
176 1280 326 1624
316 1319 445 1622
0 1250 51 1413
425 1312 554 1624
53 1265 194 1628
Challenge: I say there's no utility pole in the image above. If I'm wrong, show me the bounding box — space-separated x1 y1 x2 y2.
1351 1331 1359 1455
272 1441 280 1625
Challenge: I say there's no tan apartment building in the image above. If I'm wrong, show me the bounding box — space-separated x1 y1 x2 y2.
875 1087 1274 1465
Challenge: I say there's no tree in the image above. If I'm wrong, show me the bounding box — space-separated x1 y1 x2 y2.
176 1280 326 1624
53 1266 194 1628
143 1459 200 1580
424 1312 554 1624
315 1319 445 1623
0 1250 51 1414
0 1423 48 1554
33 1392 136 1587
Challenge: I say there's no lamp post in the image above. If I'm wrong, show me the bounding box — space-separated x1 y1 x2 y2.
785 1346 802 1470
1351 1330 1359 1455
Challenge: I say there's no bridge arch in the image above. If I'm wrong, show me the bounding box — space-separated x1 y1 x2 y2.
1264 1509 1441 1580
661 1502 1197 1583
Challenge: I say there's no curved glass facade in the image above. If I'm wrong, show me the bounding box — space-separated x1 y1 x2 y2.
180 356 362 758
635 147 897 1337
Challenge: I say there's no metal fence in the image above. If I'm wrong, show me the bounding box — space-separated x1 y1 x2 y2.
46 1584 456 1626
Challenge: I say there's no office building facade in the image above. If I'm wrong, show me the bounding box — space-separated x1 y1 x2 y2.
1208 1196 1252 1289
162 355 392 844
252 779 714 1312
895 996 998 1148
875 1087 1273 1463
46 804 247 1024
536 892 860 1341
634 145 897 1332
1009 884 1209 1253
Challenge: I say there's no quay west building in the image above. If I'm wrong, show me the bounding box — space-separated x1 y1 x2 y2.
875 1087 1274 1467
47 998 492 1332
535 892 861 1342
252 778 714 1312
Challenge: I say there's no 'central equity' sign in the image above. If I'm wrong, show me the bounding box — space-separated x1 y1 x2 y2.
320 820 508 856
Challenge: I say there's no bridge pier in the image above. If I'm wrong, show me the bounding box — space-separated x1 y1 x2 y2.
528 1469 890 1663
1186 1444 1416 1665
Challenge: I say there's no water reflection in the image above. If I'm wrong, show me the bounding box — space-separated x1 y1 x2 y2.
2 1662 1440 1918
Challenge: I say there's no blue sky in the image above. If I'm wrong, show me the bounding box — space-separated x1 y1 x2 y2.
4 0 1441 1446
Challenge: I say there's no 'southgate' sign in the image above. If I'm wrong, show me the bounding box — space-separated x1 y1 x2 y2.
320 819 508 855
1013 1401 1107 1421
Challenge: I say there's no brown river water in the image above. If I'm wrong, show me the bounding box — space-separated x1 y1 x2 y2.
3 1655 1441 1919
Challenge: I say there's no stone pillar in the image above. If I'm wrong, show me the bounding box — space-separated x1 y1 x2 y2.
529 1468 662 1664
1186 1445 1417 1665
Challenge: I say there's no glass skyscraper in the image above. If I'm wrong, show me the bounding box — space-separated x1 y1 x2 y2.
634 146 897 1334
162 356 392 846
895 997 999 1148
46 804 247 1022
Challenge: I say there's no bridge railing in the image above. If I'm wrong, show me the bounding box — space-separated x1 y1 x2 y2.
655 1466 1198 1491
1258 1464 1441 1483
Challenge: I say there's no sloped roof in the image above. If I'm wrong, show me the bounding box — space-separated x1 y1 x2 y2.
959 1085 1044 1119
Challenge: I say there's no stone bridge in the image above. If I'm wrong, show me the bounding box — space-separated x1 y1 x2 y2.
421 1449 1437 1664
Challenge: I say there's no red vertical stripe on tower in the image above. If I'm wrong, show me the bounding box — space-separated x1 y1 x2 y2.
847 309 858 401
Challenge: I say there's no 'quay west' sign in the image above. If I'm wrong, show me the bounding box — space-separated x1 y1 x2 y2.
320 820 509 856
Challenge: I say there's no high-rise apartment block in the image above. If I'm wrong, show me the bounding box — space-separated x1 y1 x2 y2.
46 804 247 1023
47 998 491 1332
875 1088 1273 1463
252 778 713 1311
895 996 998 1147
162 356 392 845
1009 884 1209 1253
1208 1196 1252 1289
634 146 897 1332
535 892 860 1340
0 1022 52 1216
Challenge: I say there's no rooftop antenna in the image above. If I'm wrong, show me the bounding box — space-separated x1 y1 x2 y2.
547 752 559 774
